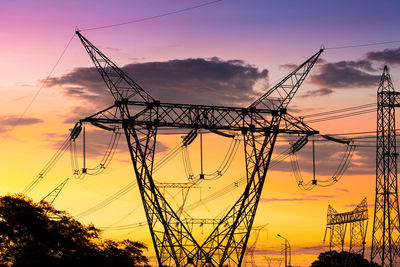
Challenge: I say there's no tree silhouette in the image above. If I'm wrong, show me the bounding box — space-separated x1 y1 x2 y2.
0 194 149 266
311 250 379 267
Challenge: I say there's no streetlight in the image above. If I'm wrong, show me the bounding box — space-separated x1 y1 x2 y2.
277 234 291 267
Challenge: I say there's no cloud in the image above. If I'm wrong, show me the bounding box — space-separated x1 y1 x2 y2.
279 64 298 71
311 60 380 88
259 197 319 202
0 116 44 135
334 188 350 193
300 88 334 98
279 59 326 71
309 47 400 89
345 59 376 72
102 46 122 52
46 57 269 109
255 244 329 256
310 194 336 198
1 116 44 126
366 47 400 66
63 106 101 124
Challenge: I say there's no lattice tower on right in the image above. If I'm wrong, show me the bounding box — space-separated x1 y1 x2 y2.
371 66 400 267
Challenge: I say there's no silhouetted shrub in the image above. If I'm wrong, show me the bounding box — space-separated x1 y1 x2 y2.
0 194 149 266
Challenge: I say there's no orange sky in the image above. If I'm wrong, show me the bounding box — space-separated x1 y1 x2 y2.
1 1 400 266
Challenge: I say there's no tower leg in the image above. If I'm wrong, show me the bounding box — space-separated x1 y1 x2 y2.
124 125 205 266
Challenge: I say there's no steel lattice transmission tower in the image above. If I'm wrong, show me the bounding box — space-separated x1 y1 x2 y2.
324 198 368 256
371 66 400 267
75 31 322 266
41 178 69 205
243 224 268 267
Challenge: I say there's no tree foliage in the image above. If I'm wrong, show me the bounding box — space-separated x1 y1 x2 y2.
311 250 379 267
0 194 149 266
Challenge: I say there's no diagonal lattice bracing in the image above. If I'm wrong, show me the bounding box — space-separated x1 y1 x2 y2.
76 31 322 266
371 66 400 267
41 178 69 205
324 198 368 256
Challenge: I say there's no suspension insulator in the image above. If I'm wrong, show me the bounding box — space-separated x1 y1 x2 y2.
321 134 351 145
70 122 82 140
91 121 116 131
183 129 198 146
209 129 235 138
290 135 308 153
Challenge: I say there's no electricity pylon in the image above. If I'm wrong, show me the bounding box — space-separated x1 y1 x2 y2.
75 31 322 266
371 66 400 267
324 198 368 256
243 224 268 267
41 178 69 205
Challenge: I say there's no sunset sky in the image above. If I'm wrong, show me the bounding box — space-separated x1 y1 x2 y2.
1 0 400 266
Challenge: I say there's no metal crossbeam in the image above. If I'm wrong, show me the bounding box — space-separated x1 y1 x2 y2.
156 182 199 189
324 198 368 256
83 102 317 135
75 31 323 266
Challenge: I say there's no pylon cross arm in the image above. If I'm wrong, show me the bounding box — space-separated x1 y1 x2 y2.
81 102 318 137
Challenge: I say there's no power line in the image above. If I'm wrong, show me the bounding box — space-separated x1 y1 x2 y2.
305 108 376 124
325 40 400 50
303 103 375 118
0 33 75 146
80 0 223 32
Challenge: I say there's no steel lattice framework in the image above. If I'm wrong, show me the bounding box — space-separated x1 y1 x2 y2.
324 198 368 256
243 224 267 267
75 31 322 266
41 178 69 205
371 66 400 267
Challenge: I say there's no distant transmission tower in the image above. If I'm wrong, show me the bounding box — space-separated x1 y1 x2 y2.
324 198 368 256
371 66 400 267
243 224 268 267
41 178 69 205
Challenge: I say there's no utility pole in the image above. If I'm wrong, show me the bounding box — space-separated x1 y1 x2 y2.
371 66 400 267
278 234 291 267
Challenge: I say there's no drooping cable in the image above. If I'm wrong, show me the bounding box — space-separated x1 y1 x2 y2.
22 131 76 195
303 103 375 118
289 135 355 191
71 128 121 179
0 33 75 146
75 135 195 218
75 179 138 219
203 135 241 180
80 0 223 32
325 40 400 50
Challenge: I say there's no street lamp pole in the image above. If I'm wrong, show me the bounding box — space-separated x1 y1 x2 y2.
277 234 291 267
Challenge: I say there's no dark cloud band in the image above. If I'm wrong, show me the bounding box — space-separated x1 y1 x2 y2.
46 57 268 108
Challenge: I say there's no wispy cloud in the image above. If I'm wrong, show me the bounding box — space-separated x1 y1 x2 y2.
45 57 268 109
0 116 44 135
366 47 400 66
300 88 334 98
334 187 350 193
254 244 329 256
311 60 380 88
260 197 318 202
1 116 43 126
